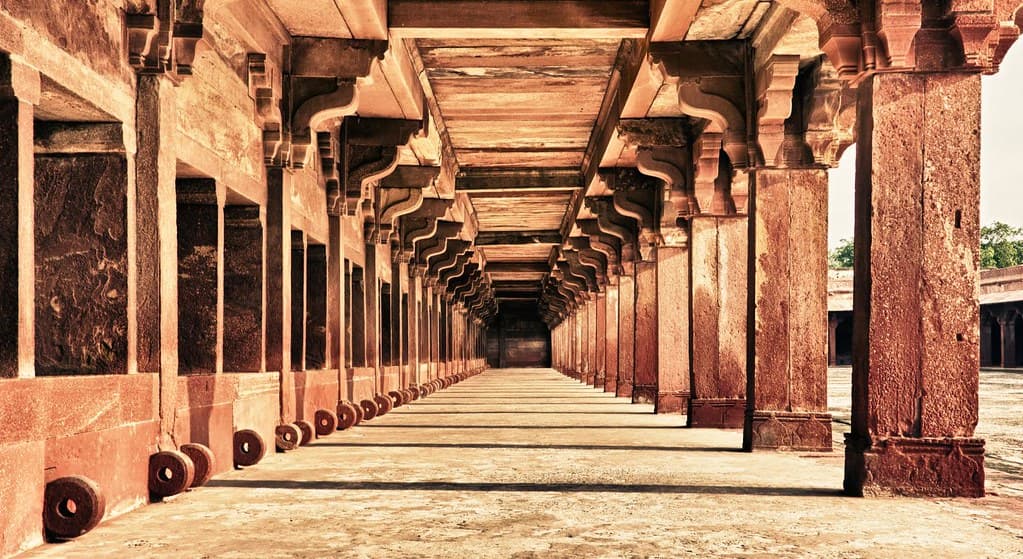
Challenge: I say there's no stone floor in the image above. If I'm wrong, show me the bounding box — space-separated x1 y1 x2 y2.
22 368 1023 558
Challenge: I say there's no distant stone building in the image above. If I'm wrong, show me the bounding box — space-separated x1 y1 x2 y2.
829 266 1023 368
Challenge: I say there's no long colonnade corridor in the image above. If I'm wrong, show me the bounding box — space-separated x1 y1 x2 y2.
20 368 1023 558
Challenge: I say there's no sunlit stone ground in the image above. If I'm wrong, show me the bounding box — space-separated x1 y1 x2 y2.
22 368 1023 558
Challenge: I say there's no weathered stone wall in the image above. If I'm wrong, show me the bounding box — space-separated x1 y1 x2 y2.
34 155 128 375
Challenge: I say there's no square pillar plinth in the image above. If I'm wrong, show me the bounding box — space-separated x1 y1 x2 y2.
845 72 985 497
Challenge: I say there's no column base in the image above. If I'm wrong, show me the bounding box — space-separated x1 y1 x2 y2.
604 377 617 393
632 384 656 405
594 373 605 388
655 391 689 414
743 410 832 452
688 398 745 428
581 371 595 385
616 382 633 399
843 434 985 497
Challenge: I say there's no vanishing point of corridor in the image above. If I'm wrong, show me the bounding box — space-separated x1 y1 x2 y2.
21 369 1023 559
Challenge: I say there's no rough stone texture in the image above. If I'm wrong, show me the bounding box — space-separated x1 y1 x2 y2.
846 72 984 497
1 0 131 84
0 374 158 557
655 245 689 414
176 181 218 375
594 293 606 387
306 244 327 370
20 369 1023 559
632 260 657 404
223 206 263 372
291 232 306 372
34 155 127 375
745 168 830 451
174 373 239 478
690 216 747 427
616 270 635 398
292 369 341 422
603 284 619 393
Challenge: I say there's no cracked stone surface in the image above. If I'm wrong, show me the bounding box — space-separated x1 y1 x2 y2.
23 368 1023 558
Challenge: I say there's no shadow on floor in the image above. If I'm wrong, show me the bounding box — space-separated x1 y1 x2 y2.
399 411 650 415
358 424 678 429
313 441 743 452
205 478 842 498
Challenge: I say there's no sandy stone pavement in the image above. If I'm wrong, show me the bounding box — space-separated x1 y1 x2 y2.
21 368 1023 558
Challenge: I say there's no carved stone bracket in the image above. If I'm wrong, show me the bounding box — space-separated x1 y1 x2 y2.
126 0 204 79
651 41 750 169
756 54 801 166
600 168 660 260
577 220 622 276
584 196 638 263
777 0 1020 78
341 116 427 216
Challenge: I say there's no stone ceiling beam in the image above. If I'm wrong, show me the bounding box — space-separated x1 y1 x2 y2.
388 0 649 39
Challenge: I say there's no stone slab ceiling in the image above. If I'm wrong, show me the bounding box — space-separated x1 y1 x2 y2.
414 38 619 272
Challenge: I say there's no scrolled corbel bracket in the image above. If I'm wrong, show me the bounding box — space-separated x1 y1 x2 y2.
756 54 801 167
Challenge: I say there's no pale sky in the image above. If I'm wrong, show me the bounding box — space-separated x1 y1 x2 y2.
827 46 1023 249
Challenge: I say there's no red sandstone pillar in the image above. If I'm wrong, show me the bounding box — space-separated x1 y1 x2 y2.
604 280 620 393
266 168 296 422
617 264 636 397
586 298 597 385
690 216 748 427
632 257 658 404
655 239 690 413
594 292 606 388
845 72 985 497
744 168 830 451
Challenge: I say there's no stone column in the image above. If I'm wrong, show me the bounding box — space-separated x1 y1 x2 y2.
265 168 294 421
406 268 420 386
845 71 984 497
364 241 380 388
655 237 690 413
633 256 658 404
604 280 619 393
744 168 830 451
594 292 606 388
290 231 306 372
617 264 636 398
327 214 343 372
0 56 38 378
690 216 748 427
136 74 180 442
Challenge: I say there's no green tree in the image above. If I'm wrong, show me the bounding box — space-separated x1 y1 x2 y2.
829 238 855 269
981 222 1023 269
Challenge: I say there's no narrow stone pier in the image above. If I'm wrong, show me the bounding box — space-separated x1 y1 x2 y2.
22 369 1023 558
